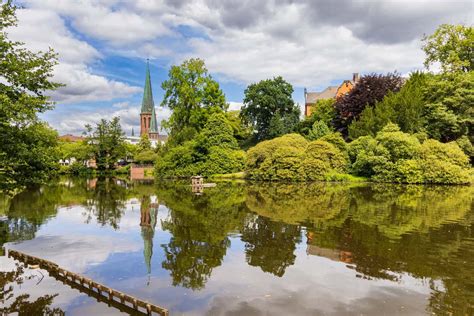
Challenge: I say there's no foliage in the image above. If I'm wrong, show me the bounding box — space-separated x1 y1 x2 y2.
1 122 59 191
137 133 152 152
241 76 300 140
245 133 348 181
307 120 332 141
349 123 472 184
422 71 473 143
348 72 428 139
333 73 403 136
0 2 62 192
156 113 245 177
310 98 336 126
134 149 157 164
422 24 473 73
84 117 126 171
225 110 252 147
161 58 227 145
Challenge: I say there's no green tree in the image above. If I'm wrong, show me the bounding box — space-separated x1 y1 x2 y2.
333 73 403 136
241 76 300 140
349 72 428 139
308 120 332 140
422 24 473 73
84 117 126 171
422 71 473 143
137 133 152 152
161 58 227 145
0 2 62 192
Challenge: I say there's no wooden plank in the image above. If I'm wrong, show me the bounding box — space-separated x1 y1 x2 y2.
5 248 169 316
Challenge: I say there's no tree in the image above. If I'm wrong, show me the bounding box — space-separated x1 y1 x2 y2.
333 73 403 137
422 71 473 143
348 72 428 139
241 76 300 141
308 120 332 140
84 117 126 171
137 133 152 152
161 58 227 145
422 24 473 73
0 2 62 192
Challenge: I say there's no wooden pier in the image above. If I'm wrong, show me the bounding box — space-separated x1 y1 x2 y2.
6 248 169 316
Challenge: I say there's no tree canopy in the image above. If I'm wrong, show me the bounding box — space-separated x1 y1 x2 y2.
422 24 473 73
241 76 300 141
161 58 227 145
84 117 126 171
0 2 62 192
333 73 403 137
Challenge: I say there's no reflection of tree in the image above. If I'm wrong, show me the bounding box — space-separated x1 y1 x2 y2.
302 184 474 315
140 195 158 281
241 216 301 277
0 263 64 315
83 178 128 229
157 181 247 290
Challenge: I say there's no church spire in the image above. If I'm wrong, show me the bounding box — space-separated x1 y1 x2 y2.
149 103 158 133
141 59 154 113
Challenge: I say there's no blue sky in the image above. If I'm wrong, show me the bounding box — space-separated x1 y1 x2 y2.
8 0 472 135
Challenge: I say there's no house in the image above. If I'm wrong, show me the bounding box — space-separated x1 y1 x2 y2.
304 73 360 117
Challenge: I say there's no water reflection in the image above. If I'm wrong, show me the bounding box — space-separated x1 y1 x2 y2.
0 178 472 315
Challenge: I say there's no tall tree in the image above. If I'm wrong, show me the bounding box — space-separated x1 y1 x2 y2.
161 58 227 145
333 73 403 137
84 117 126 171
0 2 62 192
422 24 473 73
241 76 300 141
348 72 428 139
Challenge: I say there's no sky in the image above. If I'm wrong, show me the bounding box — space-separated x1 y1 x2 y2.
7 0 473 136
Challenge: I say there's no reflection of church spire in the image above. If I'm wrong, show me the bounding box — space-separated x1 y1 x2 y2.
140 195 158 285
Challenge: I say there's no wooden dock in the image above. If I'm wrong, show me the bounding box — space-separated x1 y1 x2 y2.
5 248 169 316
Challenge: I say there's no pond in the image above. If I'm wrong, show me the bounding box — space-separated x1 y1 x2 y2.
0 178 473 315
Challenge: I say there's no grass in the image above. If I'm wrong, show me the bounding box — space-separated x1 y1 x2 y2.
210 172 246 179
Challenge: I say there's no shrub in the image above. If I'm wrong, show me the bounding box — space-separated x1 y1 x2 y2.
375 123 421 161
307 120 332 141
349 123 472 184
134 149 157 164
245 134 349 181
306 140 347 172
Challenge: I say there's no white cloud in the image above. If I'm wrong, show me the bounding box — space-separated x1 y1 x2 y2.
228 101 243 111
8 7 141 104
46 104 171 135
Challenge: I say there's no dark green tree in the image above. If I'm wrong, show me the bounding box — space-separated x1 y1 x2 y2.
84 117 126 171
161 58 227 145
241 76 300 140
0 1 62 192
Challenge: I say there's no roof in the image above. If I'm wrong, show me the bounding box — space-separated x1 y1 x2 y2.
141 60 155 113
305 86 338 104
149 103 158 133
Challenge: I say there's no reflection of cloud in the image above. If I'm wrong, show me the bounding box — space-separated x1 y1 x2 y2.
6 235 140 273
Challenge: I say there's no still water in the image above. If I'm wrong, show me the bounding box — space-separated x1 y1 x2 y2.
0 178 473 315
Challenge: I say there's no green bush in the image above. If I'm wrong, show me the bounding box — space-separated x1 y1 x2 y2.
155 113 246 178
245 134 349 181
307 120 332 140
134 149 157 164
349 123 472 184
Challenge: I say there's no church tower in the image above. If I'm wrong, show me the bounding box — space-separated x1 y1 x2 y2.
140 60 159 140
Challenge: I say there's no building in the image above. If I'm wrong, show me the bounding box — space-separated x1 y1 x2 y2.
125 60 167 147
304 73 361 117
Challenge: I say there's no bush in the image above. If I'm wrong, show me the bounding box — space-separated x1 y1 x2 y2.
245 134 349 181
306 140 347 172
156 113 246 178
349 123 472 184
134 149 157 164
307 120 332 140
